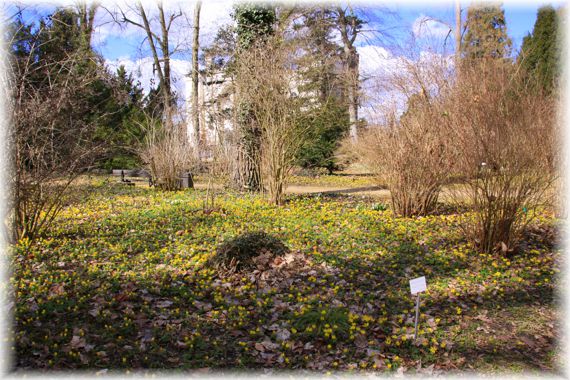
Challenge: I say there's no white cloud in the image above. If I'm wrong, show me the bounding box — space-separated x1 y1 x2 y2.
412 14 452 39
357 43 453 124
105 56 192 103
356 45 403 123
357 45 405 78
199 0 234 44
92 10 146 51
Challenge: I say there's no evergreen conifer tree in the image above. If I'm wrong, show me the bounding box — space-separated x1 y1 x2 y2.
520 5 561 92
462 3 512 60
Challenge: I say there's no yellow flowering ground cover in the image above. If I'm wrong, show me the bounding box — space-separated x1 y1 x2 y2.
193 173 377 189
11 179 561 373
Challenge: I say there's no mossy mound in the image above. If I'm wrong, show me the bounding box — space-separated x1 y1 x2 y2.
209 231 290 272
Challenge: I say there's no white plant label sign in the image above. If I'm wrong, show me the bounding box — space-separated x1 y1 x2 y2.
409 276 427 295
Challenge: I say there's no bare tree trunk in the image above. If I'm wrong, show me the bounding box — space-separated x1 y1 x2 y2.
136 4 168 104
157 2 173 124
234 58 263 192
336 7 360 142
123 1 179 122
192 1 202 153
235 120 262 192
76 2 98 50
346 46 359 142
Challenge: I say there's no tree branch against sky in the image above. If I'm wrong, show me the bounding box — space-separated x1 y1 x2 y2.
107 1 185 115
83 1 545 126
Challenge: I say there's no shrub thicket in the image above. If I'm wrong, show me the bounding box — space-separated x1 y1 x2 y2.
359 54 558 254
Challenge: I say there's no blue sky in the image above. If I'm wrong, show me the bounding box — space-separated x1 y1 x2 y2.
99 2 540 60
10 2 552 69
95 2 547 61
392 2 542 50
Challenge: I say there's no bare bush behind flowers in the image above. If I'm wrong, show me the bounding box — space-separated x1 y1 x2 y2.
358 53 558 254
446 61 559 254
138 112 197 191
358 51 456 217
234 38 309 205
8 45 107 242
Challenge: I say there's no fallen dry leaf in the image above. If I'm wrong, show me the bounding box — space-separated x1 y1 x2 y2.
275 328 291 342
355 334 368 349
70 335 86 349
155 300 173 308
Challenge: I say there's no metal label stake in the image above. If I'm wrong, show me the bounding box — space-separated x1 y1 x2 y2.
414 293 420 341
409 276 427 342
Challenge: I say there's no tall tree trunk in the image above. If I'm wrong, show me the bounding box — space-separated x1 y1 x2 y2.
336 7 360 142
231 4 275 192
137 4 168 105
235 106 262 192
346 46 359 142
236 137 262 192
120 1 182 121
157 2 173 122
133 1 175 125
192 1 202 153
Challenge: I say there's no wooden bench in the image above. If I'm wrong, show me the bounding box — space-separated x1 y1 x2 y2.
112 169 193 188
112 169 151 186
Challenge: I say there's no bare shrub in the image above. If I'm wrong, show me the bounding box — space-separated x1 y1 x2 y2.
194 143 229 213
234 39 307 205
357 52 455 217
446 60 558 253
208 130 239 187
359 101 454 217
138 115 195 191
359 40 557 253
7 37 105 242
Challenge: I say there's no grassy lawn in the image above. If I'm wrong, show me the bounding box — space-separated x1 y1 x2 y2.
11 178 562 373
287 173 377 188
